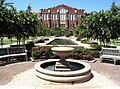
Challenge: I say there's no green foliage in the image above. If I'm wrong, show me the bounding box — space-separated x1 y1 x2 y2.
0 37 17 45
90 44 102 51
0 0 42 45
52 27 61 36
32 46 54 59
74 47 84 53
35 39 44 43
90 43 116 51
25 40 35 58
81 39 88 44
39 26 51 36
104 45 116 48
72 47 100 60
76 35 81 41
76 2 120 46
26 40 33 44
64 29 71 37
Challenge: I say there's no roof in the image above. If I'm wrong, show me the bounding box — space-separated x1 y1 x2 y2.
39 4 85 14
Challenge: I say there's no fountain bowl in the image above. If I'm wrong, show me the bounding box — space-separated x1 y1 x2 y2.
51 47 74 57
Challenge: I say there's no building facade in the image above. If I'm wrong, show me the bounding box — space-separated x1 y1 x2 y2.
38 4 87 30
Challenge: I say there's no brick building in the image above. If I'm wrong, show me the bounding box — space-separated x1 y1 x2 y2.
38 4 87 30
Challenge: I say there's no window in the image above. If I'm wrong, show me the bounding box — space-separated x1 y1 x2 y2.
42 14 44 20
71 14 73 20
73 14 76 20
76 14 81 20
60 8 66 21
51 14 53 20
55 14 57 20
42 14 48 20
68 14 71 20
60 24 65 28
44 14 46 20
68 14 74 21
47 14 48 20
51 14 56 20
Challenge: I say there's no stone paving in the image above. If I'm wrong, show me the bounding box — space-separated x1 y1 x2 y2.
0 60 120 89
5 67 120 89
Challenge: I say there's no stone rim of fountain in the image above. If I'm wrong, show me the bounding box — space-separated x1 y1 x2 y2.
34 59 91 83
35 59 91 77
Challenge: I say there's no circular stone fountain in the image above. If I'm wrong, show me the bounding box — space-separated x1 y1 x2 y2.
34 47 91 83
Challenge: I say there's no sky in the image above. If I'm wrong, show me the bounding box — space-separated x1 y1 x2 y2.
7 0 120 13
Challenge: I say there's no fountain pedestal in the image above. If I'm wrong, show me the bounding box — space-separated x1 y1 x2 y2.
51 47 74 71
55 61 70 71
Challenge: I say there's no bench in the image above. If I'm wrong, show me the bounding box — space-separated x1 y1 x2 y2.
0 47 28 63
100 47 120 65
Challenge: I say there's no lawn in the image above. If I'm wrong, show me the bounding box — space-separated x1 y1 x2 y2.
0 37 17 45
111 40 120 46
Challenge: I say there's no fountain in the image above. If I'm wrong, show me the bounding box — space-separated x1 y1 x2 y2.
51 47 74 71
34 47 91 83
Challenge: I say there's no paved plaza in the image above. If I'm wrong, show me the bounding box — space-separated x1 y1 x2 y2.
0 60 120 89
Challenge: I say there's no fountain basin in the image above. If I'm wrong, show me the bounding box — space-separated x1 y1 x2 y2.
34 59 91 83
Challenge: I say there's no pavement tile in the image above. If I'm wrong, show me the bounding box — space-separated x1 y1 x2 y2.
0 86 37 89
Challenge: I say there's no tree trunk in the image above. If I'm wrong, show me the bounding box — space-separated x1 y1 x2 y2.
10 38 13 44
0 37 3 48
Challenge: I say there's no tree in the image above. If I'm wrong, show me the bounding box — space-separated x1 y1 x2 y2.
0 1 42 45
76 2 120 46
109 2 120 40
12 5 41 45
0 0 14 46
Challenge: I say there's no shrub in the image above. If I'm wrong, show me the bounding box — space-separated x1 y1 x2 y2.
25 40 35 58
64 29 71 37
90 43 117 51
92 51 100 58
32 46 100 60
90 44 102 51
76 35 81 41
72 47 100 60
81 39 88 44
72 53 80 59
32 46 54 59
52 28 61 36
74 47 84 53
104 45 116 48
35 39 44 43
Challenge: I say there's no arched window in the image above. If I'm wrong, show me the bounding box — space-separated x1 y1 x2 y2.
59 8 66 20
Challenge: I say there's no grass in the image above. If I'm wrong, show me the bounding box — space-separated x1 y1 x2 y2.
111 40 120 46
1 37 17 45
112 42 120 46
1 36 120 46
